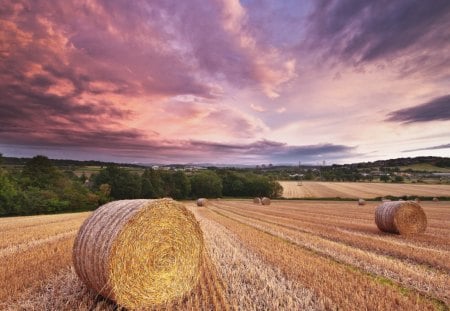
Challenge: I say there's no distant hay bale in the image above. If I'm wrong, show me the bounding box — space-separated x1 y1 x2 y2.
375 201 427 235
261 197 271 205
381 198 391 202
196 198 208 206
414 198 420 203
433 197 439 202
253 197 261 204
73 199 203 309
358 198 366 206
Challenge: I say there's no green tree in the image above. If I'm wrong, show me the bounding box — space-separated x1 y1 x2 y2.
161 171 190 199
21 155 61 188
380 175 390 183
190 171 222 198
0 169 18 215
17 187 70 215
220 170 282 198
436 158 450 168
394 175 404 183
221 171 245 196
304 170 314 180
141 169 164 198
269 180 283 198
97 183 111 205
93 166 141 199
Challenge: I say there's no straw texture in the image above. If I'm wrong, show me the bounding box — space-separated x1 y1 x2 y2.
375 201 427 235
261 197 271 205
358 199 366 206
196 198 208 207
253 197 261 204
72 199 203 309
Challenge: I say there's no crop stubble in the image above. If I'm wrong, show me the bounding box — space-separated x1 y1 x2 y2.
280 181 450 198
1 200 449 310
203 201 446 310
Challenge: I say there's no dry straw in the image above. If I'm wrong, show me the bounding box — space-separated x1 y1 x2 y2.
196 198 208 207
261 197 271 205
253 197 261 204
433 197 439 202
72 199 203 309
358 198 366 206
375 201 427 235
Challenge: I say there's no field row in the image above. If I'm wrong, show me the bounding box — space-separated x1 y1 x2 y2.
279 181 450 198
1 200 449 310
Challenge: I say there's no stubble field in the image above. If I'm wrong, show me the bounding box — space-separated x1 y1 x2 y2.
1 200 449 310
279 181 450 198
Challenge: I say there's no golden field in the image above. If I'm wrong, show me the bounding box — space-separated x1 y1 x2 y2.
279 181 450 198
1 200 449 310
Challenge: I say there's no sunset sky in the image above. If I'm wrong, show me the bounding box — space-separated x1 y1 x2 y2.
1 0 449 164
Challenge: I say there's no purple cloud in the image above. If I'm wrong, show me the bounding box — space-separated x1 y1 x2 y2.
403 144 450 152
303 0 450 75
387 95 450 123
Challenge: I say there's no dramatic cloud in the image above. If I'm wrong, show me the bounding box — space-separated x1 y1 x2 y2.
386 95 450 123
404 144 450 153
0 0 449 164
0 136 357 164
304 0 450 76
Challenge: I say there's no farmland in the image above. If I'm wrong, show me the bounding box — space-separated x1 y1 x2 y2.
280 181 450 198
1 200 449 310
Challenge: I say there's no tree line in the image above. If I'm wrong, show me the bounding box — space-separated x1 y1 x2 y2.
91 165 282 200
0 155 282 216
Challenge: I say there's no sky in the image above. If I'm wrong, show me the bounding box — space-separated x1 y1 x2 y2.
0 0 449 165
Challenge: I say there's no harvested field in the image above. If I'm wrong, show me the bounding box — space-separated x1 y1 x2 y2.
280 181 450 198
1 200 449 310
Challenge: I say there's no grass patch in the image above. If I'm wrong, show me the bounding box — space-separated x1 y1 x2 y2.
400 163 450 173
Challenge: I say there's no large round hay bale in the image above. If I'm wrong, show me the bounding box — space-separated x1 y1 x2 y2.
432 197 439 202
196 198 208 206
253 197 261 204
414 198 420 203
261 197 271 205
375 201 427 235
358 198 366 206
73 199 203 309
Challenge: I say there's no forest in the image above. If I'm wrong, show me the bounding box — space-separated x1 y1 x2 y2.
0 155 282 216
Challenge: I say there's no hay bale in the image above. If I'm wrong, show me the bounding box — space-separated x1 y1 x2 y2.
196 198 208 206
261 197 271 205
433 197 439 202
253 197 261 204
73 199 203 309
414 198 420 203
381 198 391 202
358 198 366 206
375 201 427 235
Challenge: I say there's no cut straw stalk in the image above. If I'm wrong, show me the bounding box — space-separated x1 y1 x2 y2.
72 199 203 309
375 201 427 235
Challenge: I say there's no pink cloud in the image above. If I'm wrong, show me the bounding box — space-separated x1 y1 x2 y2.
1 0 449 164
